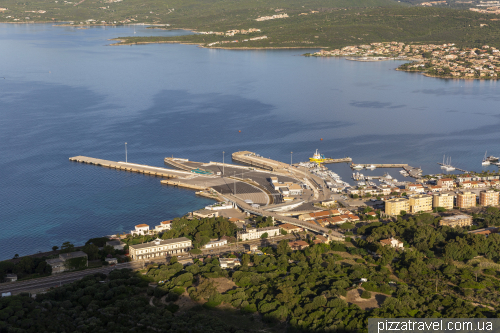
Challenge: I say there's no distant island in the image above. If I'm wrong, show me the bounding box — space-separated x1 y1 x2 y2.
306 42 500 80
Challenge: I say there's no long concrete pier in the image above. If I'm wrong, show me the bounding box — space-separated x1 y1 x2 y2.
351 163 409 169
320 157 353 164
69 156 194 178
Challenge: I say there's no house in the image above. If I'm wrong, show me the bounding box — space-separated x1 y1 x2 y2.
288 240 309 251
315 235 330 244
46 251 89 274
219 258 241 269
366 211 377 218
239 226 280 241
228 217 245 223
439 214 473 228
5 274 17 282
192 209 219 219
279 223 303 233
406 183 425 193
379 237 404 248
131 224 150 236
204 238 228 249
106 239 125 250
330 216 345 224
129 237 192 260
154 220 172 232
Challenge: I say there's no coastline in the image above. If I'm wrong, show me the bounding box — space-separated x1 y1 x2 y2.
396 67 500 80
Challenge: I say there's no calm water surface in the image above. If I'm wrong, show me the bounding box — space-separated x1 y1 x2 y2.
1 24 499 259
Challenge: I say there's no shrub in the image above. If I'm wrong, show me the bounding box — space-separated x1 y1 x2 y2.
361 290 371 299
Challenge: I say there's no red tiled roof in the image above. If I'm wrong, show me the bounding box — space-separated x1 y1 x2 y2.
136 224 149 228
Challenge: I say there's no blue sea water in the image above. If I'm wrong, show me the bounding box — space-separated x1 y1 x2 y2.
1 23 500 259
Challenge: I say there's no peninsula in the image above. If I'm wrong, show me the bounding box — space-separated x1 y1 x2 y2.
307 42 500 80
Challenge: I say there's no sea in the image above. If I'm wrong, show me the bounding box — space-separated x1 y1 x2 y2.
1 23 500 259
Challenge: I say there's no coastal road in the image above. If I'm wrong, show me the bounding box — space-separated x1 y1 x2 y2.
0 262 143 296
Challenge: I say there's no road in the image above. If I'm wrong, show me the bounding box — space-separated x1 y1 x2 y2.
0 261 144 296
224 194 344 239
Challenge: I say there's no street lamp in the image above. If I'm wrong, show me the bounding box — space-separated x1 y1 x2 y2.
125 142 127 163
234 171 236 195
291 151 293 166
223 151 225 176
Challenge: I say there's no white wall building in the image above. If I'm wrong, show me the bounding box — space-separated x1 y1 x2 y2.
155 220 172 232
129 237 192 260
204 239 228 249
131 224 150 236
239 226 280 241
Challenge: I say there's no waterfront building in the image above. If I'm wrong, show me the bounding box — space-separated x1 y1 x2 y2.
457 191 477 209
433 193 454 210
204 238 228 249
46 251 88 274
129 237 192 260
154 220 172 232
239 226 280 241
384 198 409 216
409 194 432 213
192 209 219 219
439 214 473 228
131 224 150 236
406 183 425 193
379 237 404 248
479 190 499 207
205 201 235 210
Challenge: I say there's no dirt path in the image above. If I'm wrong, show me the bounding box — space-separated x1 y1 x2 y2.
344 288 389 310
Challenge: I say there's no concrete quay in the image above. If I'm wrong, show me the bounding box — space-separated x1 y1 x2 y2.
69 156 194 178
319 157 353 164
351 163 409 169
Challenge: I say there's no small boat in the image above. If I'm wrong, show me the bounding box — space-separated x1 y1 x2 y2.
352 164 363 170
384 173 392 180
366 165 376 170
482 151 490 166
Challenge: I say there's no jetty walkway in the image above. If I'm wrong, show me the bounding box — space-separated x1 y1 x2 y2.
69 156 194 178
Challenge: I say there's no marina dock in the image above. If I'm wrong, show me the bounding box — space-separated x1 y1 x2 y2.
437 163 469 173
69 156 193 178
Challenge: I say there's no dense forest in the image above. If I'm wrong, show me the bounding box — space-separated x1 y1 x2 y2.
4 207 500 332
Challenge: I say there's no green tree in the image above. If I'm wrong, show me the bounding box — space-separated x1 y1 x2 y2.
82 243 100 261
60 242 75 253
261 232 269 239
277 240 290 255
52 246 59 251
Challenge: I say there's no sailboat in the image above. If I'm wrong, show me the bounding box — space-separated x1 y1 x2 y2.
482 151 491 166
440 155 447 170
443 157 455 172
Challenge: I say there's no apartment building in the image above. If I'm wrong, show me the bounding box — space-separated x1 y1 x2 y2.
385 198 409 216
479 190 499 207
433 193 454 210
456 191 477 209
409 194 432 213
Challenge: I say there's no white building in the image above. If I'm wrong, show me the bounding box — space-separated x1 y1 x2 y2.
205 201 235 210
239 226 280 241
379 237 404 248
219 258 241 269
131 224 150 236
129 237 192 260
204 238 228 249
154 220 172 232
